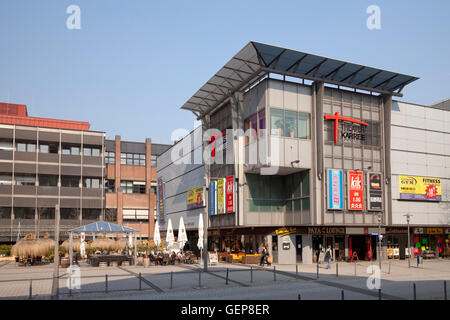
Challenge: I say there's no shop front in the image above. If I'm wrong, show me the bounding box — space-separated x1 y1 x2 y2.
346 227 385 262
385 227 408 260
307 227 346 263
413 227 450 258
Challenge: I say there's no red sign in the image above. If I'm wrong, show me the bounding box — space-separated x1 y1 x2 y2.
348 171 364 210
324 112 368 143
226 176 234 213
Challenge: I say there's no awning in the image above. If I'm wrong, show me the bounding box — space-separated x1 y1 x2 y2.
68 221 137 233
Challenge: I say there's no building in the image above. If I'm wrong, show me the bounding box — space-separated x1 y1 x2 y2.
0 103 171 242
157 41 449 264
0 102 104 241
105 136 170 241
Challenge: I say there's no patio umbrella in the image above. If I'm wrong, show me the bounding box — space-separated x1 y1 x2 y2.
153 220 161 248
166 218 175 249
178 217 188 251
197 213 204 264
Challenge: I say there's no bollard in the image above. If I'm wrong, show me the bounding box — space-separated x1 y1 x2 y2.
413 283 416 300
198 271 202 288
341 290 344 300
226 268 229 285
336 262 339 277
29 280 32 300
354 261 356 276
273 266 276 281
170 271 173 289
444 281 447 301
316 262 319 279
298 293 301 300
250 266 253 283
296 264 298 279
388 260 391 274
139 272 142 291
378 289 382 300
105 274 108 294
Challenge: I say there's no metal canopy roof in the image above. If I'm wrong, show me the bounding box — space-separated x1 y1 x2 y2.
69 221 137 233
181 41 419 116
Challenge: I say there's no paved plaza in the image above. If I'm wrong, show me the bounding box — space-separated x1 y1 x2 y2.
0 259 449 300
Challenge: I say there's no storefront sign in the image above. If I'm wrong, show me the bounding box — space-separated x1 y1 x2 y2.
275 227 297 236
386 228 408 234
187 186 206 210
308 227 345 235
414 227 424 234
427 228 443 235
157 177 165 221
209 181 216 215
226 176 235 213
399 175 442 201
324 112 369 143
348 171 364 211
208 252 218 265
367 172 382 211
217 178 226 214
328 169 343 210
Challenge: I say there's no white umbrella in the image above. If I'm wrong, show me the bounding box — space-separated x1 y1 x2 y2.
153 220 161 248
197 214 204 264
166 218 175 249
178 217 188 251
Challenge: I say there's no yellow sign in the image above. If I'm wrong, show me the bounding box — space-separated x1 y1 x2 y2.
399 176 441 201
275 227 297 237
427 228 443 235
187 186 205 210
217 178 226 214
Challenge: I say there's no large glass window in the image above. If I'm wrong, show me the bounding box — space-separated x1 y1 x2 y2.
270 108 284 136
62 144 81 155
61 176 80 188
105 151 115 164
16 142 36 152
61 208 79 220
39 175 58 186
285 110 298 138
39 208 55 220
83 178 100 189
258 109 266 138
120 180 146 194
0 139 13 151
0 174 12 185
14 207 35 220
298 112 311 139
39 142 58 154
16 175 36 186
120 153 145 166
83 146 101 157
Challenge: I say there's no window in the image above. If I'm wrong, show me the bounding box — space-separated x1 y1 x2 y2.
14 207 35 220
151 155 157 167
105 151 115 164
285 110 297 138
39 208 55 220
298 112 311 139
82 209 101 220
123 209 149 222
39 144 49 153
83 146 101 157
16 175 36 186
61 208 79 220
61 176 80 188
258 109 266 138
39 175 58 186
0 174 12 185
62 144 80 155
120 180 146 194
270 108 284 136
83 178 100 189
0 207 11 219
105 179 115 193
105 208 117 222
121 153 145 166
0 139 13 151
16 142 36 152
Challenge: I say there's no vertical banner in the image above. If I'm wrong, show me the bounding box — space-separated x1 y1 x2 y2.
209 181 217 215
328 169 343 210
217 178 226 214
226 175 235 213
348 170 364 210
157 177 165 222
367 172 382 211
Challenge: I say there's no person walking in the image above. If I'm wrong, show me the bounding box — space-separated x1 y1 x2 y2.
325 245 332 269
259 246 266 266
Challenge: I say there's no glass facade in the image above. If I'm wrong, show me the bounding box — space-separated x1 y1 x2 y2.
270 108 310 139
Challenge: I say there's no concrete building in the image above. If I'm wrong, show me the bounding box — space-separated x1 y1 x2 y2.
157 42 449 264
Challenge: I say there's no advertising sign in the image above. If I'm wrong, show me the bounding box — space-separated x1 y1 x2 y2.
217 178 226 214
399 176 441 201
157 177 165 222
187 186 206 210
209 181 217 215
327 169 343 210
226 176 235 213
367 172 382 211
348 170 364 210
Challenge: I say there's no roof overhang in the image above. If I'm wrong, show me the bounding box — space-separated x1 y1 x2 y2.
181 41 419 118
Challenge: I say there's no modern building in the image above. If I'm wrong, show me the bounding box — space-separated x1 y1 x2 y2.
105 136 170 241
157 41 450 264
0 103 171 242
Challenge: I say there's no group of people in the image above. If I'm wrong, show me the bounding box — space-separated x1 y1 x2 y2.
148 250 195 265
315 245 334 269
259 246 271 267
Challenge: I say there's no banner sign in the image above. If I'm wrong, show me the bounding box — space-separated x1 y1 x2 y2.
367 172 382 211
226 176 235 213
399 175 441 201
157 177 165 221
209 181 217 215
217 178 226 214
348 170 364 210
328 169 343 210
187 186 206 210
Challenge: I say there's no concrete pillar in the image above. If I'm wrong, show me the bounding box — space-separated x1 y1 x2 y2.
345 235 350 261
302 234 313 264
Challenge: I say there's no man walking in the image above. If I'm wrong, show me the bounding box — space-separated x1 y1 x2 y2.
325 245 332 269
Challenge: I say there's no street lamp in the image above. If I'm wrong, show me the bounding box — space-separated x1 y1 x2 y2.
377 212 382 270
403 214 413 268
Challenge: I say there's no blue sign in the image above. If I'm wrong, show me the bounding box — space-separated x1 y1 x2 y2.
328 169 343 210
209 181 216 215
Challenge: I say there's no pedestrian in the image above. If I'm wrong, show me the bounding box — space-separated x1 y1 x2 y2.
259 246 266 266
325 245 332 269
265 246 271 266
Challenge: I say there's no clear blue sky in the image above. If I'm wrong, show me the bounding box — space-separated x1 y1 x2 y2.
0 1 448 144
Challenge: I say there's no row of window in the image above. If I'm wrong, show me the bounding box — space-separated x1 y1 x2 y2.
0 207 102 220
3 141 102 156
0 174 101 188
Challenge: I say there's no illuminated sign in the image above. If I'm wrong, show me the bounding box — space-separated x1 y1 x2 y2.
399 176 442 201
328 169 343 210
324 112 368 143
226 176 235 213
348 171 364 210
367 172 382 211
217 178 226 214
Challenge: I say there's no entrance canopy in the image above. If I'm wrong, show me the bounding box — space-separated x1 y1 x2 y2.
181 41 419 117
69 221 137 233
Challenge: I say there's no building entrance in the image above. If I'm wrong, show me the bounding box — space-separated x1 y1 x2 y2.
349 235 377 261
